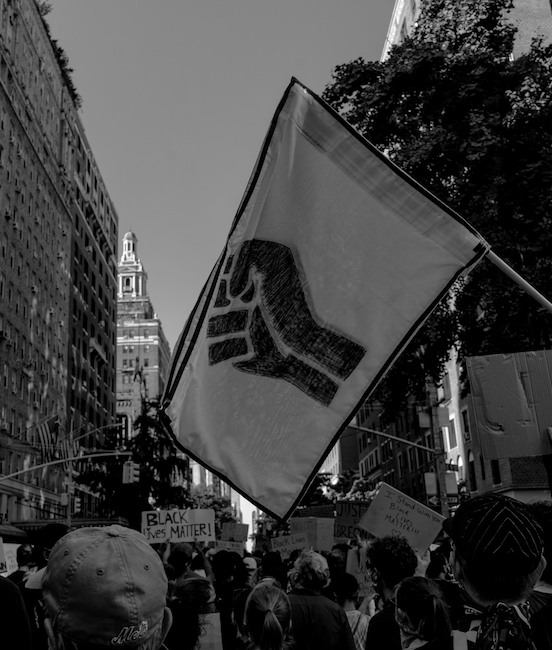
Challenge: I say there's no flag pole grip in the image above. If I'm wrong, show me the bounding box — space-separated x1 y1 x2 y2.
487 250 552 315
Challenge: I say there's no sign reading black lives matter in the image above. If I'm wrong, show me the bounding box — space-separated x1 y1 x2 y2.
141 508 215 544
359 483 444 554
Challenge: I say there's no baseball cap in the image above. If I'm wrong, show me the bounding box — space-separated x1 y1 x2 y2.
443 494 544 572
43 525 168 647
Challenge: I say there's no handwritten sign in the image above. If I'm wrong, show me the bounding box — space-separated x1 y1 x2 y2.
221 523 249 542
141 509 216 544
289 517 334 552
346 547 375 600
0 538 6 574
214 540 245 555
335 501 370 543
271 533 309 560
4 547 18 575
358 483 445 554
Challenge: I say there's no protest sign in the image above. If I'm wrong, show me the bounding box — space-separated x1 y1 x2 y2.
4 547 17 575
289 517 334 552
221 522 249 542
270 533 309 560
358 483 445 554
214 541 245 555
0 537 7 574
334 501 370 543
141 508 216 544
346 547 375 601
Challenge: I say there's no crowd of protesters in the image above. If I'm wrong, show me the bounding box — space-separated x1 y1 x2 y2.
1 493 552 650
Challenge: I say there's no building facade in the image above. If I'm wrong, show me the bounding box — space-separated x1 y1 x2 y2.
116 231 171 439
0 0 118 524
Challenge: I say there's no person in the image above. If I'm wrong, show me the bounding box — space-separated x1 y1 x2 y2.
287 550 356 650
0 573 34 649
169 542 213 585
244 582 292 650
332 572 370 650
243 555 258 585
7 542 35 586
21 522 69 650
211 549 239 649
441 493 546 650
165 577 216 650
42 525 172 650
365 535 418 650
526 501 552 650
394 576 452 649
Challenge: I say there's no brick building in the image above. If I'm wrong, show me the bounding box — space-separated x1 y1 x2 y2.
0 0 118 523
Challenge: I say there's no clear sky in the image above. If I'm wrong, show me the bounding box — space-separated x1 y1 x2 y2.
48 0 394 351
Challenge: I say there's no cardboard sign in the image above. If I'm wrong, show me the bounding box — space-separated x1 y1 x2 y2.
221 522 249 542
0 538 6 574
4 548 18 576
346 547 375 600
214 540 245 555
334 501 370 543
289 517 334 552
141 509 216 544
358 483 445 554
270 533 309 560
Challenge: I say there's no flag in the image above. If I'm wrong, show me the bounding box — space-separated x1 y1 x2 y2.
36 417 58 462
162 78 489 520
55 436 81 471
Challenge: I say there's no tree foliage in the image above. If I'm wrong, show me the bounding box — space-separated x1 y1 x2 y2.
323 0 552 420
189 486 240 537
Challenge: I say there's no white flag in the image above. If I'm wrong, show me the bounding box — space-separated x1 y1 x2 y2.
163 79 488 519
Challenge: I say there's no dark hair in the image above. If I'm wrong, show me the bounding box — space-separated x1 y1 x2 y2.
395 577 451 642
260 551 287 589
455 552 542 603
366 536 417 588
332 572 359 607
526 501 552 584
16 544 33 566
211 550 235 582
166 578 213 650
230 551 250 588
168 548 192 578
245 583 291 650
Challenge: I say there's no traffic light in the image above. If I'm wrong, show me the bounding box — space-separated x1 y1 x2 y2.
122 461 140 484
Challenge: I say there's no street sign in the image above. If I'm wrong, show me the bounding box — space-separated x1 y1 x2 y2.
447 495 459 505
427 495 439 506
445 463 459 472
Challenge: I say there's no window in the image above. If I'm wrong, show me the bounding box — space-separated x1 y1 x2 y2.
144 358 149 367
468 451 477 492
448 419 458 449
480 455 486 481
491 460 502 485
461 408 471 441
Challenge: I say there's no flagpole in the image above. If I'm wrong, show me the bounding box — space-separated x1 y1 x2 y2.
487 250 552 314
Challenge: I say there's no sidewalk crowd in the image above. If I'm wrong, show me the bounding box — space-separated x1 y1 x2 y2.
1 493 551 650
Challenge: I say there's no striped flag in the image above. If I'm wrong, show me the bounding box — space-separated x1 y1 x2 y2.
36 417 58 462
162 78 489 520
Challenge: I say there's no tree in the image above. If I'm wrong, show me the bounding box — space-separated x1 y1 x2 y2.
189 486 240 538
323 0 552 420
76 398 192 529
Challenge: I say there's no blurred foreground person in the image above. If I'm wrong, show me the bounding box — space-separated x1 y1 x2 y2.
395 576 451 650
288 550 355 650
0 573 34 649
332 572 370 650
7 543 35 586
366 535 418 650
244 583 292 650
526 501 552 650
165 577 215 650
42 525 172 650
442 493 546 650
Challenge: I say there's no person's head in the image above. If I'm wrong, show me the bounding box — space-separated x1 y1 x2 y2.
244 583 291 650
366 536 417 597
167 578 215 650
332 572 359 608
443 494 545 605
168 543 194 578
43 525 172 650
395 577 451 643
293 551 329 591
211 549 235 582
32 523 70 568
244 556 258 581
16 543 34 568
526 501 552 586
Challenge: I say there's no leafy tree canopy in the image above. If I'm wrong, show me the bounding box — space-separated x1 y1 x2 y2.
323 0 552 421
